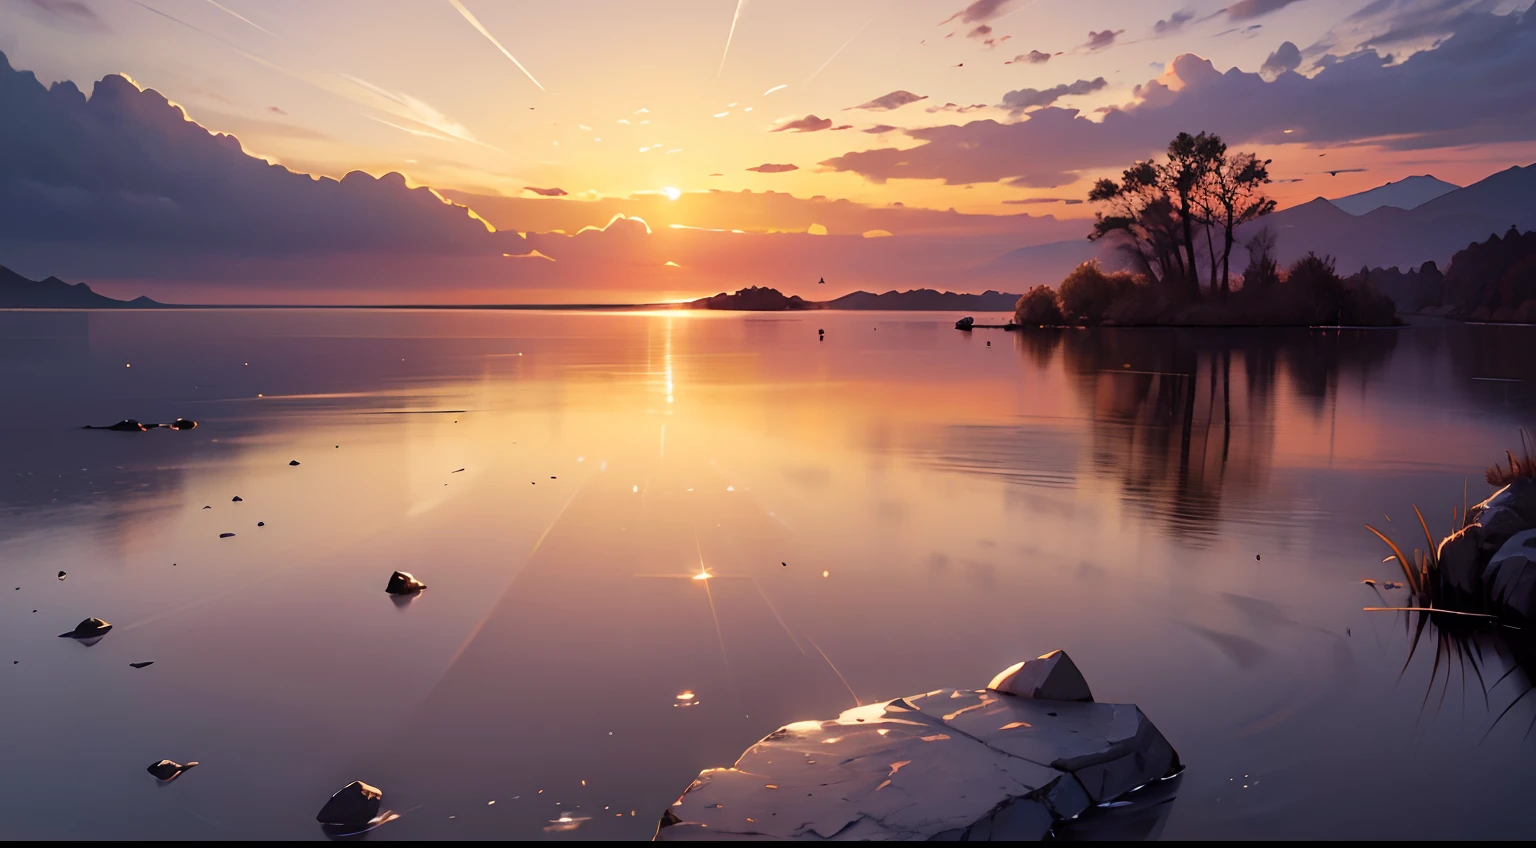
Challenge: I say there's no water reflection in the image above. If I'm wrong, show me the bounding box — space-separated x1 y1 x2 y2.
2 310 1536 840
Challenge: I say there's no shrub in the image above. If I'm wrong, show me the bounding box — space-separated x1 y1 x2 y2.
1014 285 1064 326
1059 261 1137 325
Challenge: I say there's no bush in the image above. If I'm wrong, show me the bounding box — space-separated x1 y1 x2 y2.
1059 261 1137 325
1014 285 1064 326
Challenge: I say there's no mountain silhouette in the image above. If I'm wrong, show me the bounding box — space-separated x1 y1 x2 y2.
1328 175 1459 215
0 266 158 308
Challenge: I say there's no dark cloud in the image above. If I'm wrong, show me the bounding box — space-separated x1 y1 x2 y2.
1083 29 1124 51
926 102 989 113
18 0 108 32
1009 50 1053 64
773 114 834 133
1260 41 1302 77
940 0 1017 26
747 163 799 173
267 105 287 115
1224 0 1309 21
0 51 525 258
1001 197 1072 204
524 186 568 197
821 8 1536 187
831 124 854 130
848 90 928 111
863 124 898 133
969 24 993 39
1154 10 1196 35
1000 77 1107 115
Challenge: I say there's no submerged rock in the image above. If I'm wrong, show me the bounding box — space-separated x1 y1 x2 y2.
232 496 243 502
170 418 198 430
84 419 147 432
657 653 1179 841
57 617 112 639
316 780 383 829
57 571 66 581
288 460 301 466
386 571 427 595
219 533 235 539
146 759 198 781
129 661 154 668
988 650 1094 702
956 316 975 330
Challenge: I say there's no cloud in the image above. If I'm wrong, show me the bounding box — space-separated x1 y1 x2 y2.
941 0 1018 26
1260 41 1302 77
18 0 108 32
1000 77 1107 114
926 102 989 113
848 90 928 111
1002 197 1071 204
1154 10 1196 35
863 124 898 133
1224 0 1309 21
267 105 287 115
524 186 568 197
1083 30 1124 51
772 114 834 133
747 163 799 173
820 7 1536 187
1010 50 1053 64
831 124 854 130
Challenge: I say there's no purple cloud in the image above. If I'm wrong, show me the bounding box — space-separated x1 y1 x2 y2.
1224 0 1310 21
1260 41 1302 77
863 124 898 133
848 90 928 111
940 0 1017 26
773 114 834 133
1009 50 1053 64
747 163 799 173
1000 77 1107 115
524 186 569 197
1083 29 1124 51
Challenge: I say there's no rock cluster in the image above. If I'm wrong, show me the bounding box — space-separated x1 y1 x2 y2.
1436 480 1536 621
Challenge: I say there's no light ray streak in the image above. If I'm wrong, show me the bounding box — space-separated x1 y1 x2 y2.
746 576 806 656
696 531 732 673
718 0 750 78
448 0 546 92
204 0 270 34
806 15 875 84
805 635 861 706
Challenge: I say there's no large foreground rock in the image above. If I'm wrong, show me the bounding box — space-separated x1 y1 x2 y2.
1486 529 1536 625
655 651 1180 841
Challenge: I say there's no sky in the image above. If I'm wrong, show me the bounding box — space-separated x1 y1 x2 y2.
2 0 1536 303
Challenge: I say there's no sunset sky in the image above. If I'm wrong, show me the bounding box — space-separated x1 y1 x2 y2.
2 0 1535 302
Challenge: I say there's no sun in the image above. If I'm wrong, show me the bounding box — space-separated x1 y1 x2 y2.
661 186 681 201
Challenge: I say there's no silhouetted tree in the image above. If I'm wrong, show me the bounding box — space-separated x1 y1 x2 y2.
1089 162 1186 291
1240 227 1279 291
1014 285 1064 326
1161 131 1226 300
1059 261 1136 325
1198 150 1276 297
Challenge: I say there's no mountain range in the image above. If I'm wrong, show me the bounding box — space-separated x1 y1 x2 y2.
691 287 1024 311
0 266 158 308
1327 175 1460 215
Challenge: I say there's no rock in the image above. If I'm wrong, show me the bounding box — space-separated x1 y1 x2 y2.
956 316 975 330
1467 480 1536 550
988 650 1094 702
170 418 198 430
1485 529 1536 624
232 496 243 502
146 759 198 781
219 532 235 538
257 521 265 527
57 571 66 581
84 419 147 432
386 571 427 595
1436 524 1484 596
57 617 112 639
657 656 1179 841
129 661 154 668
288 460 301 466
316 780 383 829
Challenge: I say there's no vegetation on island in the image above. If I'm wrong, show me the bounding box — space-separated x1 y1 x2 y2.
1014 132 1401 328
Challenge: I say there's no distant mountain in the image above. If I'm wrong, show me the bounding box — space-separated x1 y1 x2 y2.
1329 175 1459 215
1239 163 1536 272
826 289 1022 311
0 266 158 308
973 238 1106 283
690 286 814 310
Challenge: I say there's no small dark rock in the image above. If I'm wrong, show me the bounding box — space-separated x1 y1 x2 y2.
58 617 112 639
317 780 383 828
89 419 147 432
58 571 67 581
170 418 198 430
257 521 265 527
147 759 198 781
289 460 300 466
130 661 154 668
219 532 235 538
232 496 243 502
386 571 427 595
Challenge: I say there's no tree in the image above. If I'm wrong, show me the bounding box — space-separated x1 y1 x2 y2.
1198 151 1276 297
1059 261 1136 325
1089 162 1186 291
1014 285 1064 326
1240 227 1279 291
1160 132 1226 300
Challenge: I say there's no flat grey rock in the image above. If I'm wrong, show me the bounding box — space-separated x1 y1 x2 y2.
656 653 1180 841
1486 528 1536 624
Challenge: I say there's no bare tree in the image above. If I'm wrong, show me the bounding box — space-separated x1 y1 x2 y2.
1161 132 1225 300
1089 161 1186 290
1199 151 1277 297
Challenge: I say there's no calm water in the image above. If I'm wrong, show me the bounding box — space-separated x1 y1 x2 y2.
2 309 1535 841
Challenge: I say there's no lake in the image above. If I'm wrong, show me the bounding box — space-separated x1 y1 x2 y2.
2 308 1535 840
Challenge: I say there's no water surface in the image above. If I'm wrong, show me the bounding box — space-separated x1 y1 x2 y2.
2 309 1535 840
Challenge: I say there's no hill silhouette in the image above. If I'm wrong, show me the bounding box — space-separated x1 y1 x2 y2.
689 287 1025 311
1328 175 1459 215
0 266 158 308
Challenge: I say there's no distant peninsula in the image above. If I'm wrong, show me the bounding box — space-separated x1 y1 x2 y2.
689 286 1022 311
1 266 159 309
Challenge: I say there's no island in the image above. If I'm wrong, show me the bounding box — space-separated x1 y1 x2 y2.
689 286 1024 312
1 266 160 309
